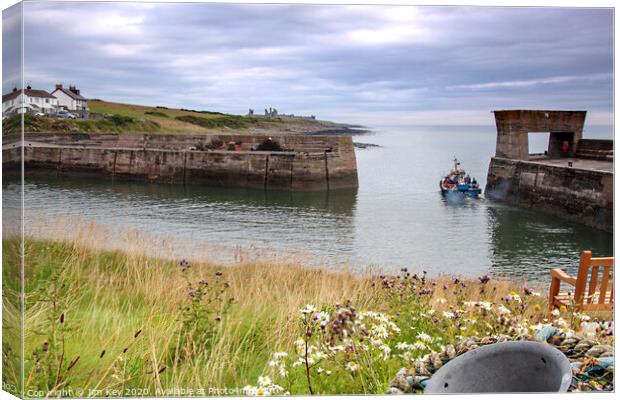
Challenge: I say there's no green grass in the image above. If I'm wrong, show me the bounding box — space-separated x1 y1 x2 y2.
2 237 611 397
2 100 330 136
175 115 259 130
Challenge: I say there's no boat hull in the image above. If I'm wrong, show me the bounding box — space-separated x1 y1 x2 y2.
439 181 481 198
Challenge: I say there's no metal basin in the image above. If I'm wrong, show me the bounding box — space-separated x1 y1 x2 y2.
425 341 572 393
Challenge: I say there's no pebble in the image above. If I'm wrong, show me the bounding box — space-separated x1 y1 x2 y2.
389 368 412 393
586 345 614 358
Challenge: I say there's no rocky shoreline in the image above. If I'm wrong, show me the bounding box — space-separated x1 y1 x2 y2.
387 328 614 394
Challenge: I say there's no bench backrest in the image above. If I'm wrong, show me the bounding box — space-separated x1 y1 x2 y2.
574 251 614 310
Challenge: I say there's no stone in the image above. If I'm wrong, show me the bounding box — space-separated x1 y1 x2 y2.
389 368 412 393
573 339 597 354
385 387 404 395
586 345 613 358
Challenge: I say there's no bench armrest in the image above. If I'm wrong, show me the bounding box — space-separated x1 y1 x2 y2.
550 268 576 286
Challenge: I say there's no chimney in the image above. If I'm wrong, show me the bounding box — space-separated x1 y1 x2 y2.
75 89 80 95
26 85 31 90
12 87 17 92
55 83 63 90
69 85 77 94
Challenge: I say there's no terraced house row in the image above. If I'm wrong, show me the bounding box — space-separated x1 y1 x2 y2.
2 83 89 118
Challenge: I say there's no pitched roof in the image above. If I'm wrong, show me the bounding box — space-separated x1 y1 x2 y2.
2 88 56 102
52 87 88 101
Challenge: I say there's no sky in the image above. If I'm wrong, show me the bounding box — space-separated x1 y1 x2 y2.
2 1 615 126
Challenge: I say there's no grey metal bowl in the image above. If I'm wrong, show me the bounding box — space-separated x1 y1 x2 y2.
424 341 572 393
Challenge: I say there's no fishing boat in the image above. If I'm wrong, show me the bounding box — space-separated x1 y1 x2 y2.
439 158 482 198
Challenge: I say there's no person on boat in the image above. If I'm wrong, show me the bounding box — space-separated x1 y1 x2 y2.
464 175 471 184
471 178 478 188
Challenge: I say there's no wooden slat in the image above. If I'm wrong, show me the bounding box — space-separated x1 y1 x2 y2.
582 302 613 311
587 266 599 304
599 266 611 305
574 251 592 304
591 257 614 267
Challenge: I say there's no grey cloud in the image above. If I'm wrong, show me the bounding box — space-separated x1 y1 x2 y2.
6 2 613 126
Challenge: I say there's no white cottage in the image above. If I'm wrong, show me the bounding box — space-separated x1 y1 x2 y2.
51 84 89 117
2 86 59 116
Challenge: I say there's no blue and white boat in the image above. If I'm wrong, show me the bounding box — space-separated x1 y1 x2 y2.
439 158 481 198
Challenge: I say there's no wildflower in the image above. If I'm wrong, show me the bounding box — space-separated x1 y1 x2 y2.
345 361 359 372
396 342 410 350
412 341 426 350
179 259 189 271
507 292 522 303
198 278 207 285
575 313 590 321
497 304 511 315
299 304 318 315
550 309 561 317
379 344 392 359
478 275 491 284
188 287 196 297
372 324 389 339
534 304 541 312
243 385 258 396
442 311 457 319
214 314 222 321
215 271 223 277
257 376 272 387
416 332 432 343
433 298 447 305
326 370 332 376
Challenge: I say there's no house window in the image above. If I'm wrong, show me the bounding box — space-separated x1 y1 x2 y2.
46 98 49 103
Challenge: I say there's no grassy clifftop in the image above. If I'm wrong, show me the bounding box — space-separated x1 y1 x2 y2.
3 235 612 396
2 100 343 135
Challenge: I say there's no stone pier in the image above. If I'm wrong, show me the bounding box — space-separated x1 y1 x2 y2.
2 132 359 191
485 110 613 232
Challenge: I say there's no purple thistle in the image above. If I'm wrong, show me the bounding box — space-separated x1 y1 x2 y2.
478 275 491 284
198 278 207 285
188 287 196 297
179 259 190 271
523 285 534 295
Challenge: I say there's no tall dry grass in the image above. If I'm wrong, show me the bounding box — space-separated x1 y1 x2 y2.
2 222 611 397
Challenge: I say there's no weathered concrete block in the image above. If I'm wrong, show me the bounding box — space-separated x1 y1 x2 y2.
485 157 613 232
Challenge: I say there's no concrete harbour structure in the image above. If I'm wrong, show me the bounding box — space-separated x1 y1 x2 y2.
2 132 359 191
485 110 613 232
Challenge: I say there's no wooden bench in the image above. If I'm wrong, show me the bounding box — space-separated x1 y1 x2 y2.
548 251 614 311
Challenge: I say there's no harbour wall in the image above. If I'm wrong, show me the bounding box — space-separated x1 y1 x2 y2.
2 133 358 191
485 157 613 232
